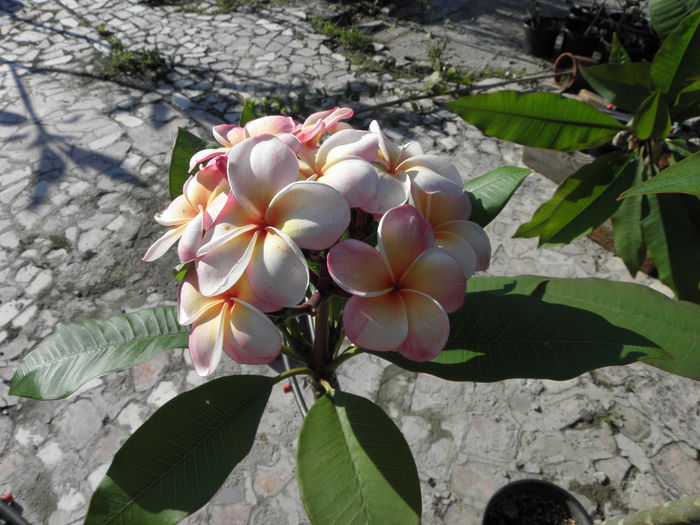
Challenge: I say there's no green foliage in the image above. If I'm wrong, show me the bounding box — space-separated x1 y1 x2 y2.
609 33 631 64
372 275 700 382
10 307 188 400
621 151 700 197
649 0 700 39
463 166 533 227
650 9 700 99
99 29 168 81
447 91 624 152
632 90 671 140
85 376 273 524
579 62 650 112
169 128 215 198
297 390 421 525
611 160 647 275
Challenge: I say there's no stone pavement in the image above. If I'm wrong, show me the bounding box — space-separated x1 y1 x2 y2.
1 0 699 524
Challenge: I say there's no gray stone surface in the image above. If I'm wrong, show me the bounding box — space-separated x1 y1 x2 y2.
1 0 699 524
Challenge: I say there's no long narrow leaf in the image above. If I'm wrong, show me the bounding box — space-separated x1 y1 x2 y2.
297 390 421 525
463 166 532 227
621 151 700 197
650 9 700 99
632 90 671 140
609 33 631 64
447 91 624 152
10 306 188 400
85 375 273 525
169 128 215 198
580 63 650 112
649 0 700 39
611 160 647 275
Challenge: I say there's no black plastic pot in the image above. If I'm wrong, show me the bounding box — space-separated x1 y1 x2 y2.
523 17 562 59
482 479 593 525
561 27 599 57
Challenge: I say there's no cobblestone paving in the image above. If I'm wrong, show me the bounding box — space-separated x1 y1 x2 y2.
1 1 699 524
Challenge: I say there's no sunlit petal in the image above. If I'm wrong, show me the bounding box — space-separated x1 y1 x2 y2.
398 155 463 195
411 188 472 227
343 293 408 351
247 227 308 307
378 205 434 280
142 223 187 262
155 195 193 227
196 230 258 297
224 299 283 365
400 248 465 313
266 181 350 249
317 129 378 168
434 231 477 278
318 158 379 209
213 124 238 147
189 148 228 173
178 209 204 263
244 115 296 137
328 239 393 296
189 304 227 376
361 169 410 215
440 220 491 271
397 290 449 362
178 271 224 325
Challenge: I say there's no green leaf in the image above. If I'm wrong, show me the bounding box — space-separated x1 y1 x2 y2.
239 101 257 126
85 375 273 525
10 307 188 400
579 63 650 112
632 90 671 140
621 151 700 197
642 193 700 302
671 79 700 122
650 9 700 99
297 390 421 525
609 33 631 64
513 151 629 242
611 159 647 275
463 166 533 227
447 91 625 152
667 139 699 159
169 128 215 198
370 276 675 382
649 0 700 39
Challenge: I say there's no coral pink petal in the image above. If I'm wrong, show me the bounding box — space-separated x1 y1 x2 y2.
440 220 491 272
196 230 258 297
343 293 408 351
321 129 379 166
378 205 434 280
223 299 283 365
400 248 466 313
361 169 410 215
189 304 227 376
155 195 193 227
189 148 228 173
225 127 246 147
213 124 238 147
435 231 477 278
275 133 302 154
228 135 299 218
411 188 471 227
398 155 463 195
328 239 394 296
244 115 296 137
396 290 449 362
232 272 283 313
178 209 205 263
266 181 350 250
178 271 224 325
142 223 187 262
318 158 379 209
246 227 308 307
203 191 229 229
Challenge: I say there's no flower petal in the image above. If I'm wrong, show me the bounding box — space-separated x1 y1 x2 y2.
328 239 393 296
189 148 228 173
440 220 491 272
343 293 408 351
223 299 283 365
398 155 463 195
396 290 449 362
411 187 471 228
228 135 299 218
196 230 258 297
142 223 187 262
178 209 204 263
317 129 378 167
318 158 379 209
361 169 410 215
400 248 465 313
189 304 227 376
155 194 194 227
178 270 224 325
266 181 350 250
246 227 308 307
378 204 434 281
244 115 296 137
434 231 477 278
213 124 238 147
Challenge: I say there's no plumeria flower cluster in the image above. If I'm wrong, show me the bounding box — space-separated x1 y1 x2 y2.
144 108 491 376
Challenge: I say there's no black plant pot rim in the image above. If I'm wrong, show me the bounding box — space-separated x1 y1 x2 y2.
482 478 593 525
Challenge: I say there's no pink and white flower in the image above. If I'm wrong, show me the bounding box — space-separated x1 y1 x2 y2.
294 107 354 146
328 205 466 362
196 134 350 307
179 270 283 375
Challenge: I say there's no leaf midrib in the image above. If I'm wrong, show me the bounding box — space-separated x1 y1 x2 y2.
459 104 623 130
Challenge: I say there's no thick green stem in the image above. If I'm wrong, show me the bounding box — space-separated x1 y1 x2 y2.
312 299 330 375
272 367 313 384
601 493 700 525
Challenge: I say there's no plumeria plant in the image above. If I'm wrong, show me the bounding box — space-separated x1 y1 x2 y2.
10 106 700 525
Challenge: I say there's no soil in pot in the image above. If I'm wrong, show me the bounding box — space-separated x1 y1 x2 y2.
483 491 580 525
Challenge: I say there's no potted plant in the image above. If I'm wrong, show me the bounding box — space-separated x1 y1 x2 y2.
523 0 563 58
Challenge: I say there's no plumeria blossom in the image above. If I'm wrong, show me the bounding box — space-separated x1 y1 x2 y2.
366 120 464 215
195 134 350 306
297 128 381 209
328 205 466 362
411 187 491 276
294 106 354 146
179 270 283 376
143 157 229 263
188 115 301 172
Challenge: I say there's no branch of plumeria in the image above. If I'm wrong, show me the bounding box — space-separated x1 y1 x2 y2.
327 346 364 374
271 366 314 384
353 68 574 116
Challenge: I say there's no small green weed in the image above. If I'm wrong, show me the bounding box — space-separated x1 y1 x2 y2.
97 27 168 81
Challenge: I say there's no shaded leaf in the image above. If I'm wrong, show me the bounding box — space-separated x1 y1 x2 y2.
632 90 671 140
463 166 533 227
10 307 188 400
447 91 624 152
85 376 273 525
239 101 257 126
671 79 700 122
609 33 631 64
649 0 700 39
580 62 650 112
297 390 421 525
611 160 647 275
650 9 700 98
169 128 215 198
621 151 700 197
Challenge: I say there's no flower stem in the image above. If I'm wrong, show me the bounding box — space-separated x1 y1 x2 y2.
312 298 330 375
272 366 314 384
327 346 363 373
